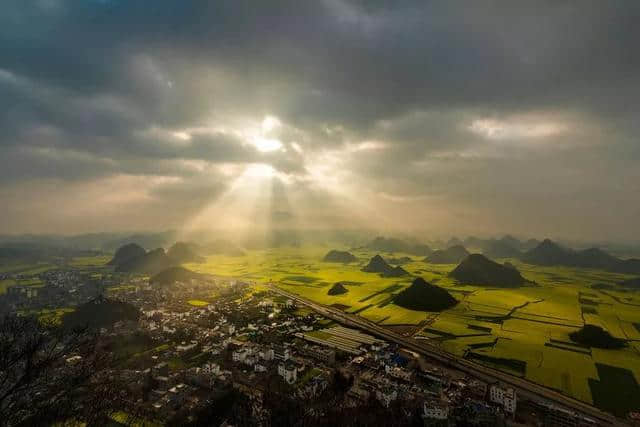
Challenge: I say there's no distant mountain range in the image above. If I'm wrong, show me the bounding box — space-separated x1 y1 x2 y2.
166 242 205 264
463 235 540 253
3 230 638 278
1 230 639 256
200 239 245 257
424 237 640 275
521 239 640 274
366 237 432 256
478 238 522 259
0 242 103 263
449 254 527 288
425 245 470 264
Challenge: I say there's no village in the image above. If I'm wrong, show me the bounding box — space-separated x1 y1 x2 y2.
107 277 525 425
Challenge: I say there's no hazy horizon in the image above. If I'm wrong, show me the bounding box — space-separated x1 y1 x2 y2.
3 229 640 257
2 1 639 242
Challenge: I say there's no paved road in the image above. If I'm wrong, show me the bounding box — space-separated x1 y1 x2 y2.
268 283 623 426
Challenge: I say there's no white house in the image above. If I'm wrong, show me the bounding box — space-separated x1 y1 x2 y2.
273 346 290 361
202 363 220 376
423 400 449 420
278 362 298 384
176 342 197 354
376 387 398 408
259 348 275 361
489 384 517 415
232 349 248 363
260 298 274 308
244 355 257 367
385 365 413 382
65 355 82 365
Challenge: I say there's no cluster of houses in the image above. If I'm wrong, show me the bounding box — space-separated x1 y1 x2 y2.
0 269 111 312
107 281 531 425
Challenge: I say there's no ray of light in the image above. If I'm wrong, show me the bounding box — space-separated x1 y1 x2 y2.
178 163 276 243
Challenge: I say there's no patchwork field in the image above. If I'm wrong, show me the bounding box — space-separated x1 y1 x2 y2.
17 307 75 326
0 279 17 295
66 255 112 267
0 277 46 295
0 263 57 275
187 299 210 307
189 246 640 413
0 256 115 295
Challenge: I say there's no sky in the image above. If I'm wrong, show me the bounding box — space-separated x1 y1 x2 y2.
1 1 639 242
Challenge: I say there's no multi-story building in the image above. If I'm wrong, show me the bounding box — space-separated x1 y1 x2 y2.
301 345 335 364
489 384 517 415
423 399 449 421
278 362 298 384
259 348 275 361
385 365 413 382
232 349 250 363
273 345 291 361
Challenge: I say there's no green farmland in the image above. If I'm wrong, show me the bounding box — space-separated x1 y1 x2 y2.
185 246 640 413
1 277 46 295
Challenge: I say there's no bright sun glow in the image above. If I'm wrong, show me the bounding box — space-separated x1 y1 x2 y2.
245 115 284 152
251 136 283 152
172 131 191 141
244 163 276 179
262 115 281 132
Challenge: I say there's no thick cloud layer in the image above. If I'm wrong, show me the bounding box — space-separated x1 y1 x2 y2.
1 1 639 241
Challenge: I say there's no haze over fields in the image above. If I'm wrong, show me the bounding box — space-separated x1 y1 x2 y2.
1 1 640 244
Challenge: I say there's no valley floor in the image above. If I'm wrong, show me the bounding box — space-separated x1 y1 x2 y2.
184 246 640 416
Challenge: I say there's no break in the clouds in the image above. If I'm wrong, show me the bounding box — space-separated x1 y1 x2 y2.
1 0 639 241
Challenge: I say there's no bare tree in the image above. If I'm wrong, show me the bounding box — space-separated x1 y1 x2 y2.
0 314 119 426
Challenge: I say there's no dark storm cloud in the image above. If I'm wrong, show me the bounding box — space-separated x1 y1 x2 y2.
1 0 639 239
4 1 640 122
